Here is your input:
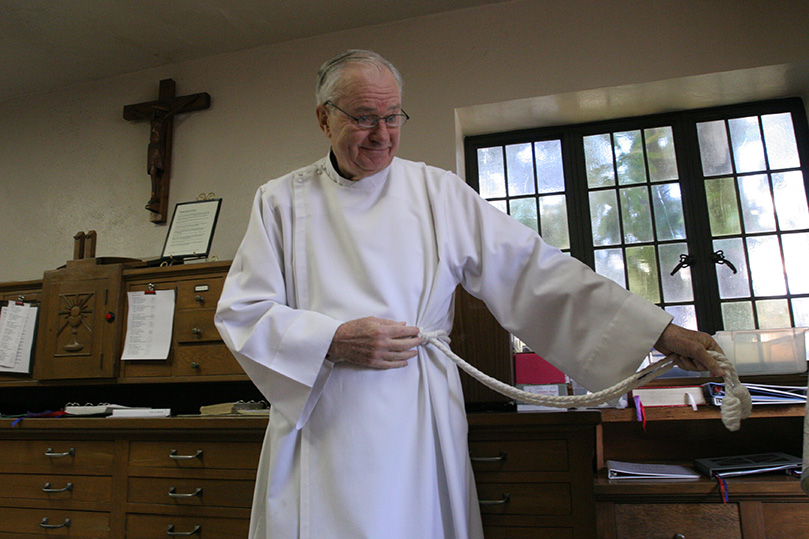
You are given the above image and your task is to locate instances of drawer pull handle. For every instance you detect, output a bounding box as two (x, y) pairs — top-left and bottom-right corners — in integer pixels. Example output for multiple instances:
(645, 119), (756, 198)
(194, 294), (205, 303)
(42, 482), (74, 493)
(170, 449), (203, 460)
(167, 524), (201, 536)
(479, 492), (510, 506)
(40, 517), (71, 529)
(673, 535), (686, 539)
(470, 451), (507, 463)
(190, 361), (201, 369)
(45, 447), (75, 458)
(168, 487), (203, 498)
(191, 327), (202, 335)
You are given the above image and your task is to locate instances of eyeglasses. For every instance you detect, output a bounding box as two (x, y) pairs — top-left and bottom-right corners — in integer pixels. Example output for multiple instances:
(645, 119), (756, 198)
(325, 101), (409, 129)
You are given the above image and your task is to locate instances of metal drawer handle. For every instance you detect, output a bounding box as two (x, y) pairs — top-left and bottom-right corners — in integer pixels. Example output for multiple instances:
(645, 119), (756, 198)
(40, 517), (71, 529)
(168, 487), (203, 498)
(169, 449), (203, 460)
(167, 524), (201, 536)
(479, 492), (510, 506)
(45, 447), (76, 458)
(194, 294), (205, 303)
(470, 451), (507, 463)
(191, 327), (202, 335)
(42, 482), (73, 493)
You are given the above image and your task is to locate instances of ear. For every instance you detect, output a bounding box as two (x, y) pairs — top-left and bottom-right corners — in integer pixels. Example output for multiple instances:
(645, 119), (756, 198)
(316, 105), (332, 137)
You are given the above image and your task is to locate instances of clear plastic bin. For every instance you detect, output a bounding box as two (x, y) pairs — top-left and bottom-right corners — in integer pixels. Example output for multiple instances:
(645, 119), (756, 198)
(713, 327), (808, 375)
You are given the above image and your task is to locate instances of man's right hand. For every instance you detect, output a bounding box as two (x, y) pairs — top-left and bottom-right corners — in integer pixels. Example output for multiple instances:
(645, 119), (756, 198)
(327, 317), (422, 369)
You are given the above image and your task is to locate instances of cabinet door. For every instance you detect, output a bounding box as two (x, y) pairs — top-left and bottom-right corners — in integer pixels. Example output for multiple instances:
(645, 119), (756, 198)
(36, 264), (123, 380)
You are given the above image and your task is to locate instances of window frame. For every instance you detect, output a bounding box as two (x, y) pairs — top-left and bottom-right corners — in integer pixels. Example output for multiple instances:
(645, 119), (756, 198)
(464, 97), (809, 335)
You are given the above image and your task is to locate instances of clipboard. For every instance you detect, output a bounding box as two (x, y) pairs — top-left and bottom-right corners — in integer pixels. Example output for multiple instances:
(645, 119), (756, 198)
(0, 299), (39, 375)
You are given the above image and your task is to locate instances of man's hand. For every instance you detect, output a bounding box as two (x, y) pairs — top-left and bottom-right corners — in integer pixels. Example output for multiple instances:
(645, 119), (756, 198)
(654, 323), (726, 377)
(328, 317), (422, 369)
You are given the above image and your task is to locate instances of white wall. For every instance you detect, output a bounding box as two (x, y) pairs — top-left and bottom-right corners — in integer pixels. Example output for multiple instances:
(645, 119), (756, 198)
(3, 0), (809, 282)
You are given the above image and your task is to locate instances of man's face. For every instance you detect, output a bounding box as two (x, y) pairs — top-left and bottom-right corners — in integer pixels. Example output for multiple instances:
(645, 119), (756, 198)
(317, 65), (402, 180)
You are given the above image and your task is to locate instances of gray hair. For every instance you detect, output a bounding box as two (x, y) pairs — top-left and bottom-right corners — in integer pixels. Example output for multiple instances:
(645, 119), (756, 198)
(315, 49), (403, 105)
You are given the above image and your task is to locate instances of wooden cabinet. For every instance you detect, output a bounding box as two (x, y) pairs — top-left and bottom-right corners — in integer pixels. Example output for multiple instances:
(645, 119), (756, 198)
(120, 261), (244, 381)
(0, 435), (115, 537)
(595, 405), (809, 539)
(468, 412), (600, 539)
(0, 417), (264, 539)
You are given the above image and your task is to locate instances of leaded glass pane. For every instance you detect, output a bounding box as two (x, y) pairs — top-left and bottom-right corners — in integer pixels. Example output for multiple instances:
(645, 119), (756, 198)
(626, 245), (660, 303)
(594, 248), (625, 287)
(739, 174), (776, 233)
(659, 243), (694, 303)
(539, 194), (570, 249)
(705, 177), (741, 236)
(651, 183), (686, 241)
(729, 116), (766, 173)
(773, 171), (809, 230)
(506, 143), (535, 196)
(792, 298), (809, 328)
(756, 299), (791, 329)
(620, 186), (653, 243)
(762, 112), (800, 170)
(584, 133), (615, 187)
(697, 120), (732, 176)
(510, 198), (538, 232)
(713, 238), (750, 299)
(782, 232), (809, 294)
(645, 126), (678, 182)
(589, 190), (621, 246)
(666, 305), (697, 330)
(746, 235), (786, 296)
(614, 130), (645, 185)
(535, 140), (565, 193)
(721, 302), (755, 330)
(478, 147), (506, 198)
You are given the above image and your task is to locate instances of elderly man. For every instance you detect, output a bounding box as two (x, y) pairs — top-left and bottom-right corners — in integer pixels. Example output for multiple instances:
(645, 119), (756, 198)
(215, 49), (723, 539)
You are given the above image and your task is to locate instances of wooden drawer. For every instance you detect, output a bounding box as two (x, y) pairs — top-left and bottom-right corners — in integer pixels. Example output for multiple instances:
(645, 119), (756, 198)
(0, 440), (115, 472)
(611, 503), (741, 538)
(129, 441), (261, 470)
(175, 309), (220, 343)
(477, 482), (571, 516)
(126, 514), (248, 539)
(760, 502), (809, 539)
(469, 439), (570, 473)
(173, 344), (244, 376)
(127, 476), (254, 508)
(176, 277), (224, 310)
(0, 507), (109, 537)
(484, 526), (573, 539)
(0, 474), (111, 503)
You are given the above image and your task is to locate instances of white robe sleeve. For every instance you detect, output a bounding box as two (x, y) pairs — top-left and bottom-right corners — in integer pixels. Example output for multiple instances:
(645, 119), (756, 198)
(436, 172), (673, 392)
(215, 185), (342, 429)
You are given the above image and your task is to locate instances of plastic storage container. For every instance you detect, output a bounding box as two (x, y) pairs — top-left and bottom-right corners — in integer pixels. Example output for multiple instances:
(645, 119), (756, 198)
(713, 327), (808, 375)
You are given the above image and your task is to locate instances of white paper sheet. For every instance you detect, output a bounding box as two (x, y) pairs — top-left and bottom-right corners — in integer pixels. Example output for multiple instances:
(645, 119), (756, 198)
(121, 290), (175, 360)
(0, 302), (37, 373)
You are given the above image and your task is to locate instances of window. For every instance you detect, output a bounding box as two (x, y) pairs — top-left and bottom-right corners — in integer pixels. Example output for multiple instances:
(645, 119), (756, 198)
(465, 98), (809, 334)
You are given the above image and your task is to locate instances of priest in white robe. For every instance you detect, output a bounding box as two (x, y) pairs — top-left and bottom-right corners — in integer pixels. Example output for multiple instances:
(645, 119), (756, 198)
(215, 49), (724, 539)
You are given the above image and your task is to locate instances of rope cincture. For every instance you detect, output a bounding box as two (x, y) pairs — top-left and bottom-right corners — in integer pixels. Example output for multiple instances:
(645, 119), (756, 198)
(419, 329), (753, 432)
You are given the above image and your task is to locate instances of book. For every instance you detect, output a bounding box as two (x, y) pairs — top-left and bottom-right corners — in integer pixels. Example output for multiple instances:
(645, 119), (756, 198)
(109, 407), (171, 418)
(516, 383), (568, 412)
(631, 386), (706, 408)
(606, 460), (701, 480)
(694, 452), (802, 478)
(64, 403), (129, 417)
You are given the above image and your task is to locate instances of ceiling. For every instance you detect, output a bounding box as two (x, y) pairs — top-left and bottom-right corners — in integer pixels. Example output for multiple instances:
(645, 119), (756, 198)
(0, 0), (505, 102)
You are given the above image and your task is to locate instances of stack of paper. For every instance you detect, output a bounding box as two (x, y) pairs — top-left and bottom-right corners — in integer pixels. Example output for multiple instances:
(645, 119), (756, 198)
(703, 382), (806, 406)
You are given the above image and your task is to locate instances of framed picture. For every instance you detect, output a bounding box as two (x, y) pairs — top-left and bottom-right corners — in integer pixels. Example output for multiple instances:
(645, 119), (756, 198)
(161, 198), (222, 260)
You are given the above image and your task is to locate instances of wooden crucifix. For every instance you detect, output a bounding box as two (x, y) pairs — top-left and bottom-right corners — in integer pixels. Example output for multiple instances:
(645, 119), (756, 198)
(123, 79), (210, 223)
